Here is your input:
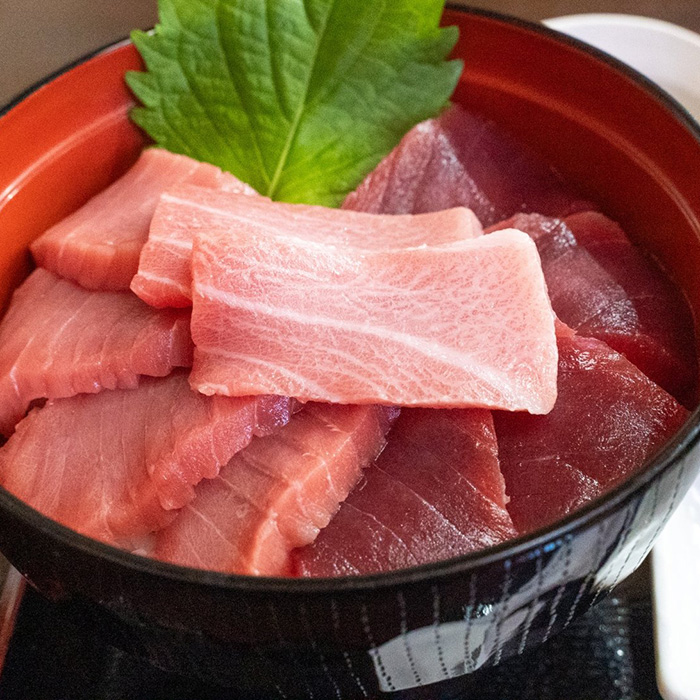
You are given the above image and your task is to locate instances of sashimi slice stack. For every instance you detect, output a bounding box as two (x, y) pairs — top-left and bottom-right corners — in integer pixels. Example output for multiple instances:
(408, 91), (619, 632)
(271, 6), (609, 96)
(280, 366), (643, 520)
(0, 103), (694, 579)
(292, 408), (517, 577)
(30, 148), (255, 291)
(155, 403), (399, 575)
(130, 186), (482, 308)
(488, 212), (698, 408)
(0, 372), (294, 547)
(565, 211), (698, 407)
(0, 268), (193, 436)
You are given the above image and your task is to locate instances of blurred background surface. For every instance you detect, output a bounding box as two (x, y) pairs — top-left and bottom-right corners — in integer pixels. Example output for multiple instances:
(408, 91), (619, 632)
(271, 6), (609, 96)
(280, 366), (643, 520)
(2, 1), (700, 106)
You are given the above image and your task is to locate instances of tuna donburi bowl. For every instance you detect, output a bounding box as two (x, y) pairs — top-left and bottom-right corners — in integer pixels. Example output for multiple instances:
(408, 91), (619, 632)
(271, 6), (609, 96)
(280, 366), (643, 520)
(0, 7), (699, 697)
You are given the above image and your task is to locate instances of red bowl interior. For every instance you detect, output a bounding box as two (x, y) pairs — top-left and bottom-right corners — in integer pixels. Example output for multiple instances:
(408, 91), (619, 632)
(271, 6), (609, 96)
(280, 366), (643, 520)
(0, 41), (146, 310)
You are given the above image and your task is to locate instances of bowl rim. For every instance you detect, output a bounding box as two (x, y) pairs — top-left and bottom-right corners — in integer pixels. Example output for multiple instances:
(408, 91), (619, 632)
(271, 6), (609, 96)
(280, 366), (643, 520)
(1, 5), (700, 595)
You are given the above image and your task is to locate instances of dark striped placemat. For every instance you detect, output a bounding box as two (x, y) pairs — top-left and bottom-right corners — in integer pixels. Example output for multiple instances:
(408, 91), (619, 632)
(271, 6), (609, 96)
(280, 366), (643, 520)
(0, 565), (661, 700)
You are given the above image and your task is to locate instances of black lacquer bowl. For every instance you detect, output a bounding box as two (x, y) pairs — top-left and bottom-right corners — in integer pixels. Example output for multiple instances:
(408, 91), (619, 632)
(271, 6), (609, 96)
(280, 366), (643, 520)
(0, 7), (699, 698)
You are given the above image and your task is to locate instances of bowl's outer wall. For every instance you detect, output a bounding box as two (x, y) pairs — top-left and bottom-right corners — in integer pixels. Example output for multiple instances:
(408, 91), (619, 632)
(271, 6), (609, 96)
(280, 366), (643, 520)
(0, 9), (699, 698)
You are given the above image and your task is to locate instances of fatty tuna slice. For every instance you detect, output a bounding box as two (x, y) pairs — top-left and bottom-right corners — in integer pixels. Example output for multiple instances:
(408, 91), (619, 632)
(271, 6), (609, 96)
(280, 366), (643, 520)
(189, 228), (558, 413)
(0, 268), (193, 437)
(130, 185), (481, 308)
(343, 104), (592, 223)
(30, 148), (255, 291)
(494, 331), (688, 534)
(490, 212), (698, 408)
(0, 373), (294, 546)
(154, 403), (398, 575)
(293, 408), (517, 577)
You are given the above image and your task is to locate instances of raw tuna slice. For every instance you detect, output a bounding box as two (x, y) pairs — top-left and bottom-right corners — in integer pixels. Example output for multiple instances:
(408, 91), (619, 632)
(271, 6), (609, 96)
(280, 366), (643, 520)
(489, 212), (698, 408)
(565, 211), (698, 407)
(190, 228), (558, 413)
(0, 373), (294, 546)
(494, 331), (689, 534)
(30, 148), (255, 291)
(343, 104), (592, 223)
(131, 185), (481, 308)
(293, 408), (517, 577)
(0, 268), (193, 437)
(154, 403), (398, 575)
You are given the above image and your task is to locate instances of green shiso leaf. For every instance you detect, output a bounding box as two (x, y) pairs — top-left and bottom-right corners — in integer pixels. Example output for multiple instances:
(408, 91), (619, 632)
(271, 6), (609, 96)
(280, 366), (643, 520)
(126, 0), (462, 206)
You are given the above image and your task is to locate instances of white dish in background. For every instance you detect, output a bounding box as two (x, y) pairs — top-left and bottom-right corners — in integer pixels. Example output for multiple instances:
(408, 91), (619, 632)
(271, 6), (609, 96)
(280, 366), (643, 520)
(544, 14), (700, 122)
(653, 486), (700, 700)
(545, 14), (700, 700)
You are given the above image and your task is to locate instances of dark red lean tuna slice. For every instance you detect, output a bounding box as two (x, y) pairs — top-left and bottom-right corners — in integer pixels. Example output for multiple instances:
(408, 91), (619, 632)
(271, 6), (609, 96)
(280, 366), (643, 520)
(565, 211), (698, 407)
(494, 332), (688, 534)
(292, 408), (516, 577)
(0, 268), (193, 437)
(343, 104), (592, 224)
(0, 373), (294, 547)
(489, 212), (698, 408)
(30, 148), (254, 291)
(154, 403), (398, 575)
